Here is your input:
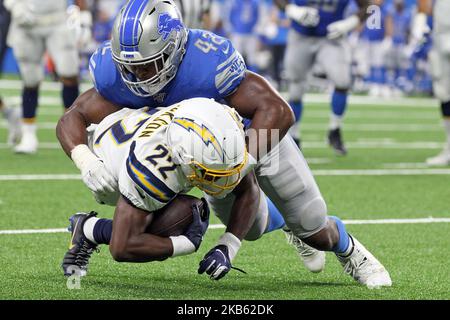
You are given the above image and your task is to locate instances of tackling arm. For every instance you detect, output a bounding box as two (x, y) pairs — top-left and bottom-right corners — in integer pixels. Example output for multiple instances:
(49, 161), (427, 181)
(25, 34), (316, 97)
(56, 88), (120, 157)
(226, 71), (294, 161)
(56, 88), (120, 196)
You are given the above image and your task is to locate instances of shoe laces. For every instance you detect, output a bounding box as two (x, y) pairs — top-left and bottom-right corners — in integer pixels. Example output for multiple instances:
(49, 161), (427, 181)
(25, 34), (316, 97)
(285, 231), (316, 257)
(74, 240), (99, 268)
(341, 247), (378, 280)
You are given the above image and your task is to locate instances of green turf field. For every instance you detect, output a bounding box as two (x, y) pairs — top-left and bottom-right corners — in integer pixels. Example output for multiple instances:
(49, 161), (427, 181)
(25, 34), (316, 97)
(0, 79), (449, 300)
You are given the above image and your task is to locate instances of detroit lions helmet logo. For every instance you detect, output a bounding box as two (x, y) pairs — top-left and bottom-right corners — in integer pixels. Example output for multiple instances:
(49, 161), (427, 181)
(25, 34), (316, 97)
(158, 13), (183, 41)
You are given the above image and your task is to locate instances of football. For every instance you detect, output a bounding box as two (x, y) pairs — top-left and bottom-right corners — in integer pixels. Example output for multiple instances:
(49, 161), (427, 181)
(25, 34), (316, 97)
(145, 194), (206, 237)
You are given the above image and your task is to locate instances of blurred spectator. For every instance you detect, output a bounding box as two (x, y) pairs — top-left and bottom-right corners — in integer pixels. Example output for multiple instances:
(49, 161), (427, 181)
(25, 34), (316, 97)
(228, 0), (261, 72)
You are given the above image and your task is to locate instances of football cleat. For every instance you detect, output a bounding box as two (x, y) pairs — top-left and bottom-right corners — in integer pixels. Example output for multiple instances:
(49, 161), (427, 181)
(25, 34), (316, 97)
(426, 147), (450, 166)
(337, 235), (392, 289)
(328, 128), (347, 156)
(2, 105), (22, 146)
(62, 212), (99, 277)
(284, 228), (325, 273)
(14, 124), (38, 154)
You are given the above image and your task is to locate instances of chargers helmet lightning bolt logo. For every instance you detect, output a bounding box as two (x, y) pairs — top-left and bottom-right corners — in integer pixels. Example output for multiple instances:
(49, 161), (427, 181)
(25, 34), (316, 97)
(158, 13), (183, 41)
(173, 118), (224, 159)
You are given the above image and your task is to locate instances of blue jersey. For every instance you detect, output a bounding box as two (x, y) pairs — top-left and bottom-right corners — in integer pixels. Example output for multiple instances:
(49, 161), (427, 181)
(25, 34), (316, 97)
(89, 29), (247, 109)
(290, 0), (350, 37)
(392, 7), (411, 46)
(360, 4), (390, 42)
(229, 0), (260, 35)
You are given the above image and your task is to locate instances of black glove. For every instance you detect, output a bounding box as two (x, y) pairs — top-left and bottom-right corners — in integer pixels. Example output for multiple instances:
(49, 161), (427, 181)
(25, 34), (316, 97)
(198, 245), (231, 280)
(183, 198), (210, 251)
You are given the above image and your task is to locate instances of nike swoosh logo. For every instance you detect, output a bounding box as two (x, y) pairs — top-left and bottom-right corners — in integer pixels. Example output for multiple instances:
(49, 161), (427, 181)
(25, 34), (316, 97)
(222, 44), (230, 55)
(69, 219), (79, 249)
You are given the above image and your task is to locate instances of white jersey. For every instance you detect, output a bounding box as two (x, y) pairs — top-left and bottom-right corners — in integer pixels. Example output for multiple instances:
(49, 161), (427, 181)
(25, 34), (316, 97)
(92, 105), (191, 212)
(15, 0), (67, 15)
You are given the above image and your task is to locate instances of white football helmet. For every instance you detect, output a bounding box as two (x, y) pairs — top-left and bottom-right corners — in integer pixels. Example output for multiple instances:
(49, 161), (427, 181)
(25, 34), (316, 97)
(166, 98), (248, 197)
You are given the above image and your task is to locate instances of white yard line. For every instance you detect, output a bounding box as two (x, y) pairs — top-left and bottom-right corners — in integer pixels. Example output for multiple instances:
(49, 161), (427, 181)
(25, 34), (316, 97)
(1, 168), (450, 182)
(313, 169), (450, 176)
(0, 79), (437, 107)
(0, 174), (80, 181)
(1, 217), (449, 235)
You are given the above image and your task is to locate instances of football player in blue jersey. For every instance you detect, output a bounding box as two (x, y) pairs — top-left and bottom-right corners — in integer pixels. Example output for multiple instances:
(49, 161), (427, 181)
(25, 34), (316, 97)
(57, 0), (391, 287)
(275, 0), (371, 155)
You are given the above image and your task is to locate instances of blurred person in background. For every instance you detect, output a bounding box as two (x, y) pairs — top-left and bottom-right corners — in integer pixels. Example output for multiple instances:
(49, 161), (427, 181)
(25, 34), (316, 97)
(275, 0), (371, 155)
(359, 0), (393, 98)
(385, 0), (413, 96)
(228, 0), (261, 72)
(413, 0), (450, 166)
(173, 0), (212, 29)
(0, 0), (21, 145)
(258, 0), (289, 91)
(4, 0), (93, 154)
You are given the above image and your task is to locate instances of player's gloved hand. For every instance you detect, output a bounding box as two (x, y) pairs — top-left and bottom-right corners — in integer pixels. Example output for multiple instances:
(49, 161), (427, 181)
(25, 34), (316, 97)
(7, 1), (36, 27)
(170, 199), (210, 257)
(198, 245), (231, 280)
(285, 4), (319, 27)
(327, 15), (360, 40)
(71, 144), (118, 195)
(411, 13), (430, 45)
(198, 232), (242, 280)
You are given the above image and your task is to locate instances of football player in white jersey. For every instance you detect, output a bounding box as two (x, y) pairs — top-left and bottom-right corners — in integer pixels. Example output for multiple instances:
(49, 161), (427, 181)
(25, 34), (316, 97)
(413, 0), (450, 166)
(4, 0), (93, 154)
(62, 97), (391, 288)
(0, 0), (21, 145)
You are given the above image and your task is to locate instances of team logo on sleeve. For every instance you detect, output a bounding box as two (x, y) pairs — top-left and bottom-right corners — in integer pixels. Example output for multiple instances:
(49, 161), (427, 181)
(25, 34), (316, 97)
(158, 13), (183, 41)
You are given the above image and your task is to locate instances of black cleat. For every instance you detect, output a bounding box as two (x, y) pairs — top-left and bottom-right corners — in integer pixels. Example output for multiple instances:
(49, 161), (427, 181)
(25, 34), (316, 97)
(62, 211), (99, 277)
(328, 128), (347, 156)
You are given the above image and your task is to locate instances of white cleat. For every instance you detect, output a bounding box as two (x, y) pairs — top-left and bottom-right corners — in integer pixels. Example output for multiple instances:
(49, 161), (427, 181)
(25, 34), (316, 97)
(426, 148), (450, 166)
(337, 235), (392, 289)
(14, 124), (38, 154)
(284, 229), (325, 273)
(6, 107), (22, 146)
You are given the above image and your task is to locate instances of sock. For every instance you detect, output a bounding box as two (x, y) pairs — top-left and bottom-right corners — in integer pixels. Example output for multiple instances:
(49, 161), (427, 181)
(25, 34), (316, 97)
(264, 198), (286, 233)
(22, 87), (39, 120)
(289, 100), (303, 122)
(441, 102), (450, 148)
(83, 217), (113, 245)
(329, 216), (351, 256)
(329, 113), (343, 131)
(331, 90), (347, 117)
(62, 84), (79, 109)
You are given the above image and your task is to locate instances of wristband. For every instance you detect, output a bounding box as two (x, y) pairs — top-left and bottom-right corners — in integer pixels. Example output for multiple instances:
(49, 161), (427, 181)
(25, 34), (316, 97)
(71, 144), (98, 171)
(170, 235), (196, 257)
(217, 232), (242, 262)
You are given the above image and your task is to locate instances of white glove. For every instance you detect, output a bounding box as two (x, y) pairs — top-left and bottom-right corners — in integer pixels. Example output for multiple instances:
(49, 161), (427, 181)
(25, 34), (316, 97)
(67, 5), (93, 48)
(285, 4), (319, 27)
(6, 1), (36, 27)
(327, 15), (360, 40)
(78, 10), (93, 48)
(71, 144), (118, 195)
(411, 13), (430, 44)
